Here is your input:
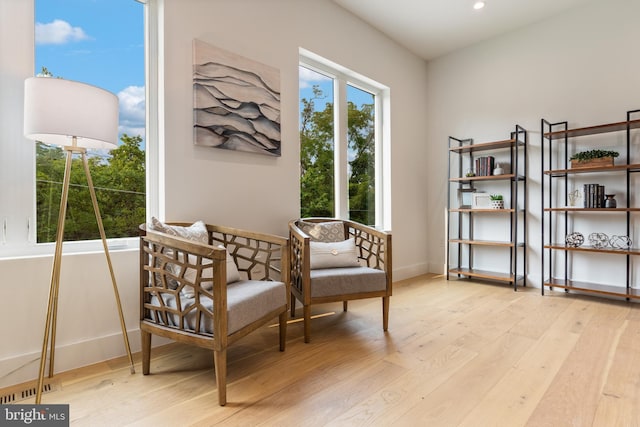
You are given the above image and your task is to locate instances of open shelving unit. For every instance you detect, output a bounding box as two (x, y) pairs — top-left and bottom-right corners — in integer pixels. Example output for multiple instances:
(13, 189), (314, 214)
(541, 110), (640, 300)
(446, 125), (527, 290)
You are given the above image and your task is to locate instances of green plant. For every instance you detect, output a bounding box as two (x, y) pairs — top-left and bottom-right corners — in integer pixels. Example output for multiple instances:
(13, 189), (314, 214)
(570, 149), (619, 161)
(490, 194), (503, 201)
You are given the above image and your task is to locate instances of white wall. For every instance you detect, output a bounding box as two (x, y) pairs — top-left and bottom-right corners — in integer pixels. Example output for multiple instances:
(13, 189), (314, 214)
(0, 0), (430, 388)
(425, 0), (640, 285)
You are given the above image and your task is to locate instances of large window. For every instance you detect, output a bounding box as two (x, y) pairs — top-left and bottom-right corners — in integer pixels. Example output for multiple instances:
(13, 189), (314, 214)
(34, 0), (145, 243)
(299, 51), (388, 227)
(0, 0), (149, 257)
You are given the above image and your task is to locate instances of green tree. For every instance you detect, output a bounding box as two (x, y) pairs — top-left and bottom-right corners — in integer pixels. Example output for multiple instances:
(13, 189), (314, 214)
(36, 142), (65, 242)
(347, 101), (375, 225)
(36, 134), (146, 242)
(97, 134), (146, 237)
(299, 86), (375, 224)
(300, 86), (335, 217)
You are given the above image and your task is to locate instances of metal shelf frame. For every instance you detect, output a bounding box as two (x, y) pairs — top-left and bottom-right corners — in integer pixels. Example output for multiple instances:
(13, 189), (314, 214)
(446, 125), (527, 290)
(541, 109), (640, 299)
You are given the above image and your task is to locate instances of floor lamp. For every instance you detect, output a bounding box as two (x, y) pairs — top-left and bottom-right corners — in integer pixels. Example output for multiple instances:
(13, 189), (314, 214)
(23, 77), (135, 403)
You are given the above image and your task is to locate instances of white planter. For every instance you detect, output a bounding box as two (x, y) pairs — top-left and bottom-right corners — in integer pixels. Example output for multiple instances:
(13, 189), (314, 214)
(491, 200), (504, 209)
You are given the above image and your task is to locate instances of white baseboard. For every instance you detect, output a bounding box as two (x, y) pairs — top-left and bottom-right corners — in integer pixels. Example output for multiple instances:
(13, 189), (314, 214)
(393, 262), (431, 282)
(0, 328), (172, 389)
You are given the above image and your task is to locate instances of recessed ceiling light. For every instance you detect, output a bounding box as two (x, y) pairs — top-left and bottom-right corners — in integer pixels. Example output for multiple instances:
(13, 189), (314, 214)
(473, 1), (486, 10)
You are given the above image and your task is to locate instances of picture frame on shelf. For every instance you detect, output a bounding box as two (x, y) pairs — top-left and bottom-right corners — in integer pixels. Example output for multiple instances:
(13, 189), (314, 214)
(457, 187), (476, 208)
(472, 193), (492, 209)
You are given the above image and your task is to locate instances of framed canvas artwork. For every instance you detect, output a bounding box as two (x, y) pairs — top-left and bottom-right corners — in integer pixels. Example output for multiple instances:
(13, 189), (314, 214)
(193, 39), (281, 156)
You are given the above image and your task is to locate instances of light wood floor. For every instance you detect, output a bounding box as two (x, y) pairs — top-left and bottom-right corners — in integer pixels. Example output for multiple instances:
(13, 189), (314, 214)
(4, 274), (640, 426)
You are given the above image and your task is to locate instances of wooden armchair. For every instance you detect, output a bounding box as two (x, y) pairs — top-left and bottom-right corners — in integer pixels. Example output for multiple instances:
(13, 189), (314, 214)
(289, 218), (392, 343)
(139, 221), (289, 406)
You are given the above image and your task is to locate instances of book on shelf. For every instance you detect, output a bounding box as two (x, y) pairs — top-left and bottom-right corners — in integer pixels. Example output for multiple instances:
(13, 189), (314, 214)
(474, 156), (495, 177)
(582, 184), (605, 208)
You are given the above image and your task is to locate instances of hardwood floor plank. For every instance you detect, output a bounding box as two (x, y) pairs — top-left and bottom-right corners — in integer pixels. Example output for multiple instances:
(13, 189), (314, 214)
(329, 344), (478, 425)
(394, 331), (535, 425)
(457, 297), (583, 426)
(591, 318), (640, 426)
(525, 299), (630, 427)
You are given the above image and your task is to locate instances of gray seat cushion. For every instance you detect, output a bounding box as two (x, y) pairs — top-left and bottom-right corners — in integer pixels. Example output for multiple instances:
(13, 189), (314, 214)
(310, 267), (386, 298)
(149, 279), (286, 335)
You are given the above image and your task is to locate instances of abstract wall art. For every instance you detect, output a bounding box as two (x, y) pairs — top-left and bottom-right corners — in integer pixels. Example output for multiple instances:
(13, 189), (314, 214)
(193, 39), (281, 156)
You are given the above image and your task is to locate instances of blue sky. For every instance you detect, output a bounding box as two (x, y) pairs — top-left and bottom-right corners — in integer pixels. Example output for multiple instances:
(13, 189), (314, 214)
(35, 0), (145, 141)
(299, 65), (375, 130)
(299, 66), (374, 112)
(299, 66), (333, 110)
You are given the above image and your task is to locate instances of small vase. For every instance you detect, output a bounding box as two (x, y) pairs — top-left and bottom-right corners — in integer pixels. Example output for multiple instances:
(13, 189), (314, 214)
(491, 200), (504, 209)
(605, 194), (617, 208)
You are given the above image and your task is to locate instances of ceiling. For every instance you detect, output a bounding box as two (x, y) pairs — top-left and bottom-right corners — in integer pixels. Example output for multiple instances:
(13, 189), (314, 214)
(332, 0), (597, 60)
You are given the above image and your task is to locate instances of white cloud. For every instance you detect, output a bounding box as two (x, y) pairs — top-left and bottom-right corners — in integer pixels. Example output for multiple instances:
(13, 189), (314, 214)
(118, 86), (146, 139)
(299, 66), (331, 89)
(35, 19), (89, 45)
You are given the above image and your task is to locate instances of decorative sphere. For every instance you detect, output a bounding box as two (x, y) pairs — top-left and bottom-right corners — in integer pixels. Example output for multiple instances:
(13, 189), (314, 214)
(565, 232), (584, 248)
(588, 233), (609, 249)
(609, 235), (632, 249)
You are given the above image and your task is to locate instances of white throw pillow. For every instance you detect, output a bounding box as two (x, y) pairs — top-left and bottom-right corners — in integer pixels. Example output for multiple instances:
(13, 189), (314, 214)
(180, 247), (241, 298)
(150, 217), (208, 243)
(298, 220), (345, 242)
(148, 219), (241, 295)
(309, 238), (360, 269)
(148, 218), (209, 290)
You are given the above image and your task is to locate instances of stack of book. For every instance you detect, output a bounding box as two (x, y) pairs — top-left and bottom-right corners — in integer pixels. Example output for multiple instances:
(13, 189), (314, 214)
(474, 156), (495, 176)
(583, 183), (605, 208)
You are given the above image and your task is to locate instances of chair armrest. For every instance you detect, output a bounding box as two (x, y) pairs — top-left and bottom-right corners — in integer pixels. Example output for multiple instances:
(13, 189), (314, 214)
(207, 224), (289, 286)
(344, 220), (392, 280)
(288, 220), (312, 299)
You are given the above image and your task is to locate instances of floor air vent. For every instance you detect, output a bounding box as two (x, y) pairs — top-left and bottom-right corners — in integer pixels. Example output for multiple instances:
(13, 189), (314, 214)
(0, 382), (55, 404)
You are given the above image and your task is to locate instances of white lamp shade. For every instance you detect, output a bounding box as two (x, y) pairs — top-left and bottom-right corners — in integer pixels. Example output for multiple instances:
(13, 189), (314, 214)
(24, 77), (119, 150)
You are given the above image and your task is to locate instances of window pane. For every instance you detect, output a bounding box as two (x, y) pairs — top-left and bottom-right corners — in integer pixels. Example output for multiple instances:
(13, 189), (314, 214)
(34, 0), (145, 242)
(347, 84), (375, 225)
(299, 66), (335, 218)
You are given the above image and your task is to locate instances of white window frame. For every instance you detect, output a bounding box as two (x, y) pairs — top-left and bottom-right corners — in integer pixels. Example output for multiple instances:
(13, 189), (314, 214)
(299, 48), (391, 230)
(0, 0), (158, 258)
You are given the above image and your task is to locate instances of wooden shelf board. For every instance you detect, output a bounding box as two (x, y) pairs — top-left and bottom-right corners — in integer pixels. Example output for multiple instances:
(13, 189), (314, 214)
(544, 279), (640, 299)
(544, 207), (640, 212)
(544, 118), (640, 140)
(544, 163), (640, 176)
(449, 267), (522, 282)
(450, 239), (514, 247)
(449, 138), (521, 153)
(449, 174), (524, 183)
(450, 208), (516, 213)
(545, 243), (640, 255)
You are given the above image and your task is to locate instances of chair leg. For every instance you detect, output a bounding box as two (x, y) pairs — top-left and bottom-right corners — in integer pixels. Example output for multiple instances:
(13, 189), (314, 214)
(290, 293), (297, 317)
(382, 296), (390, 332)
(141, 330), (151, 375)
(279, 311), (287, 351)
(343, 301), (348, 312)
(213, 349), (227, 406)
(303, 304), (311, 343)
